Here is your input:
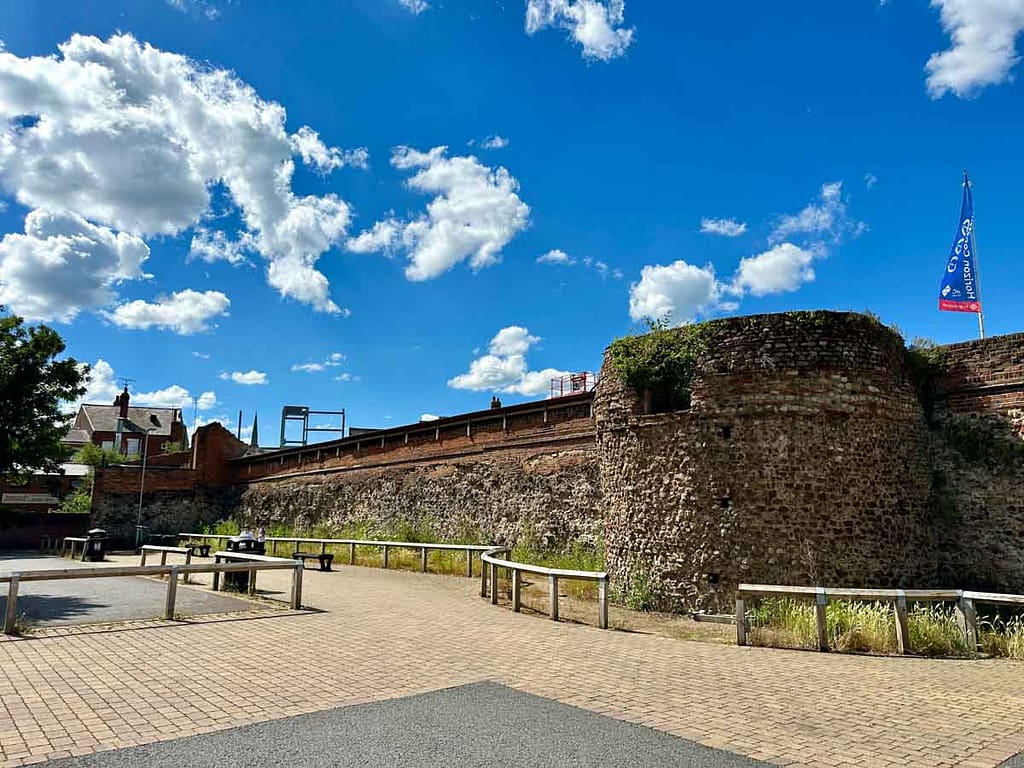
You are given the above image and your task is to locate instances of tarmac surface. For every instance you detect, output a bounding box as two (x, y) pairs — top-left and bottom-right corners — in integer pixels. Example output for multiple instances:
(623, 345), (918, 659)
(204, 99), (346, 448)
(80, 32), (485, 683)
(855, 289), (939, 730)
(0, 554), (259, 627)
(42, 682), (766, 767)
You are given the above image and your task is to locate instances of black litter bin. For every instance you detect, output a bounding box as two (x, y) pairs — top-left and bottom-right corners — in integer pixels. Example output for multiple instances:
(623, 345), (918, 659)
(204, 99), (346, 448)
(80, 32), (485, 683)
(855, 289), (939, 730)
(83, 529), (107, 562)
(223, 533), (265, 591)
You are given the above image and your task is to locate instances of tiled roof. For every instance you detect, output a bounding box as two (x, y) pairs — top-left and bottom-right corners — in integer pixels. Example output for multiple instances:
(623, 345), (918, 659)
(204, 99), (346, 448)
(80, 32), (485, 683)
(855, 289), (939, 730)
(63, 429), (91, 445)
(78, 404), (180, 437)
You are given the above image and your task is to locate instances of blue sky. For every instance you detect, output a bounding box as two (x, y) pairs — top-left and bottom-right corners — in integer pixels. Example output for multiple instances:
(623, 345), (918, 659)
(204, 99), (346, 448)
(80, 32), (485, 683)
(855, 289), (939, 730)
(1, 0), (1022, 442)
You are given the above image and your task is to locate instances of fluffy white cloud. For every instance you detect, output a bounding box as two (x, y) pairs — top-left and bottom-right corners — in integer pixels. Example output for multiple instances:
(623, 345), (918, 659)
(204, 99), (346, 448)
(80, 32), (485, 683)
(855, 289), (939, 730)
(770, 182), (862, 245)
(399, 0), (429, 13)
(64, 357), (217, 415)
(219, 370), (268, 385)
(925, 0), (1024, 98)
(628, 260), (725, 323)
(526, 0), (634, 61)
(700, 217), (747, 237)
(864, 173), (878, 190)
(106, 289), (230, 335)
(0, 210), (150, 322)
(448, 325), (569, 396)
(290, 126), (368, 174)
(134, 384), (216, 411)
(731, 243), (816, 296)
(419, 413), (440, 421)
(348, 146), (529, 281)
(0, 33), (355, 314)
(481, 135), (509, 149)
(537, 248), (574, 265)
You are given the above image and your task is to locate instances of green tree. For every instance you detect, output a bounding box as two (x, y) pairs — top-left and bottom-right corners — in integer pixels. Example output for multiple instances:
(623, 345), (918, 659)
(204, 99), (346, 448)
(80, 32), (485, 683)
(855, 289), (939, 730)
(72, 443), (128, 468)
(0, 310), (87, 478)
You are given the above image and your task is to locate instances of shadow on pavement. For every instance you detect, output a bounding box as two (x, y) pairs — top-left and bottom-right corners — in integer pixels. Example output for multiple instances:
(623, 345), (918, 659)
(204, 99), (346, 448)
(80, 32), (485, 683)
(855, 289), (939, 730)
(0, 593), (107, 624)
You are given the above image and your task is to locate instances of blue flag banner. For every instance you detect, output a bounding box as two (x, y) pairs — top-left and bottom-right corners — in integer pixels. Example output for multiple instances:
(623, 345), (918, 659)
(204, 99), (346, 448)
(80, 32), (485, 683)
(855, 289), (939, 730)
(938, 175), (982, 313)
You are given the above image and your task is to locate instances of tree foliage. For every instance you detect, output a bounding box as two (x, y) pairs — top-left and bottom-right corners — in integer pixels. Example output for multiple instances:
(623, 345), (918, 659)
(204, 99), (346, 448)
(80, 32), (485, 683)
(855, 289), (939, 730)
(0, 309), (87, 478)
(72, 443), (128, 468)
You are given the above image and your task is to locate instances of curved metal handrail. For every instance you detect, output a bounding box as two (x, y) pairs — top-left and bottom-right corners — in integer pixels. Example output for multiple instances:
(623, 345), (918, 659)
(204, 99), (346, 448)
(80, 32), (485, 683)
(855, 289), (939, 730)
(479, 546), (609, 629)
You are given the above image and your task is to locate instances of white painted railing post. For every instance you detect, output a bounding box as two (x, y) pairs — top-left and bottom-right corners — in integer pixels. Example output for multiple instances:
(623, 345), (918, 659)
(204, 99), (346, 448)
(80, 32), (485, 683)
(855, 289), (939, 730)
(549, 575), (559, 621)
(511, 568), (521, 612)
(164, 567), (179, 620)
(598, 576), (608, 630)
(735, 595), (746, 646)
(4, 576), (19, 635)
(291, 563), (303, 609)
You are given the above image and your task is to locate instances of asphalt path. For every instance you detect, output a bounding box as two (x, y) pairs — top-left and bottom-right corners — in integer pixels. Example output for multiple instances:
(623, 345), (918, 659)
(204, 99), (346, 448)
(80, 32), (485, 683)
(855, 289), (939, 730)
(45, 682), (766, 767)
(0, 553), (258, 627)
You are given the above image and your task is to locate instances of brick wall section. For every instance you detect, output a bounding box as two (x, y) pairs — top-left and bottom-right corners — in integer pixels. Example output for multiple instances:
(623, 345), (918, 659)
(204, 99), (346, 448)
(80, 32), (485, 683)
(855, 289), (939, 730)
(596, 312), (935, 611)
(230, 394), (594, 484)
(936, 332), (1024, 423)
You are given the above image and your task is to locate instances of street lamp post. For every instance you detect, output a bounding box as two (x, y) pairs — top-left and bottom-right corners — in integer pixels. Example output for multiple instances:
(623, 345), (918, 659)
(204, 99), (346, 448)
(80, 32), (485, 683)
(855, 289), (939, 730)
(135, 427), (155, 551)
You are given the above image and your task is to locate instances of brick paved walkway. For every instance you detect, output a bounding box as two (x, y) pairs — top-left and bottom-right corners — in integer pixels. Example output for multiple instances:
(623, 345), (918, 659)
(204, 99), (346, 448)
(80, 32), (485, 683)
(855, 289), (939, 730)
(2, 561), (1023, 767)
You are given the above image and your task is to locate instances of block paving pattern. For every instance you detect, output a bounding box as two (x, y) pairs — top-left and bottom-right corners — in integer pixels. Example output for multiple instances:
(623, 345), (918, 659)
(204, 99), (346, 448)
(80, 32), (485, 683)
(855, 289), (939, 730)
(2, 562), (1024, 767)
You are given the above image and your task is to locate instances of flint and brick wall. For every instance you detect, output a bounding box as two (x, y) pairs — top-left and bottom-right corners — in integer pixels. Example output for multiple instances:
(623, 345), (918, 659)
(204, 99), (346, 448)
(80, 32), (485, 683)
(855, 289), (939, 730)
(596, 313), (935, 611)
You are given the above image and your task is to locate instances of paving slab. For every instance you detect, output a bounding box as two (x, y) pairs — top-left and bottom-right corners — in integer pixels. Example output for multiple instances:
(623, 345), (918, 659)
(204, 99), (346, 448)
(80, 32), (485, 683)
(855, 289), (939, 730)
(42, 682), (765, 767)
(0, 554), (263, 627)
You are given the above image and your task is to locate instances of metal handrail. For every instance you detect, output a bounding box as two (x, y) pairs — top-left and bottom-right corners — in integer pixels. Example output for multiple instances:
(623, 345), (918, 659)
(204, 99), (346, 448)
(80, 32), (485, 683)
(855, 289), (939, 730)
(180, 533), (493, 577)
(479, 547), (609, 629)
(735, 582), (1024, 654)
(1, 558), (304, 634)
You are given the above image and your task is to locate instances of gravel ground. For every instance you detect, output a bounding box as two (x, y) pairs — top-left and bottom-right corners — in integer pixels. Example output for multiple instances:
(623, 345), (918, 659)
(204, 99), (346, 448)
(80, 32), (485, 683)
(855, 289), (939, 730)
(44, 682), (767, 767)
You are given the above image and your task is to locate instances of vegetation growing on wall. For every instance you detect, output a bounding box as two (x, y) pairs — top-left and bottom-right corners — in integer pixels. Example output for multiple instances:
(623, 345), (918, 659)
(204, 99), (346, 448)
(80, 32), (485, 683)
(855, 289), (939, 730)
(608, 317), (714, 412)
(904, 337), (948, 417)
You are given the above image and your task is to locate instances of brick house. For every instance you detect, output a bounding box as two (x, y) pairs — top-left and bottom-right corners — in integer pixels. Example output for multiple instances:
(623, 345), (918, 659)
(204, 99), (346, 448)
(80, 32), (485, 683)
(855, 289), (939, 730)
(65, 387), (189, 459)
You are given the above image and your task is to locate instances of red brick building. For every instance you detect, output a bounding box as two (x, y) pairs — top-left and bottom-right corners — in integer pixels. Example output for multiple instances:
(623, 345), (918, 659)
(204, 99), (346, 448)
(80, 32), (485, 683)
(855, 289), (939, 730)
(65, 387), (189, 459)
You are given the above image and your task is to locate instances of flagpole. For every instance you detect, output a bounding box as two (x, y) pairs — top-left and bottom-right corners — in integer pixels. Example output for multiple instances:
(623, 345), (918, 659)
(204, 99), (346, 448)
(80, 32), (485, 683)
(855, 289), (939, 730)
(967, 170), (986, 339)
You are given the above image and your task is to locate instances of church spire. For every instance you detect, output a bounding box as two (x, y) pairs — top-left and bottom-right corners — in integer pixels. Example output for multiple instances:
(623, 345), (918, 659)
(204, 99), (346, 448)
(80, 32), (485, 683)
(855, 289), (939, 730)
(249, 412), (259, 449)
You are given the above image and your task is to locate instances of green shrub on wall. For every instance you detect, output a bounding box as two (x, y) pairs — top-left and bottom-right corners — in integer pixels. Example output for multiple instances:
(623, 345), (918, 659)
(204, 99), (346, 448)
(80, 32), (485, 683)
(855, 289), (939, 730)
(608, 318), (714, 412)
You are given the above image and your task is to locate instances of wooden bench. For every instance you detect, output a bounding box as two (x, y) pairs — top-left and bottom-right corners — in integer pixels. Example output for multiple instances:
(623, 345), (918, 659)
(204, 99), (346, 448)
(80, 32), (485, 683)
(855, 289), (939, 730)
(292, 551), (334, 572)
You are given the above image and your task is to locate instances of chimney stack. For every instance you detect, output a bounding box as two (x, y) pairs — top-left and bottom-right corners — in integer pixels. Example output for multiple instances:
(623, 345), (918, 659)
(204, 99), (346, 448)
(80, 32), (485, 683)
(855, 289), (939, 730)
(118, 386), (130, 419)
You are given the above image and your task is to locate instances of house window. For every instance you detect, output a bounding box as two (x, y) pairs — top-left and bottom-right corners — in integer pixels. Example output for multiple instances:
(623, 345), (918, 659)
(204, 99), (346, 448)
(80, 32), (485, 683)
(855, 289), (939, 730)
(125, 438), (141, 456)
(100, 440), (113, 451)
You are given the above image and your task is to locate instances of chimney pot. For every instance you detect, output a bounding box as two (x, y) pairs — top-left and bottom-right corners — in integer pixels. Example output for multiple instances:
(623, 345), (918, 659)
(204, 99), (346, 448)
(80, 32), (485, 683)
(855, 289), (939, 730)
(118, 386), (130, 419)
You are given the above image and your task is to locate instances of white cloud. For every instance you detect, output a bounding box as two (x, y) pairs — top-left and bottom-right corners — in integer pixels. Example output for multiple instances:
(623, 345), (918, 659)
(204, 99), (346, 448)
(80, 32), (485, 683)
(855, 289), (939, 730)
(419, 413), (440, 421)
(481, 135), (509, 149)
(925, 0), (1024, 98)
(399, 0), (430, 13)
(526, 0), (634, 61)
(348, 146), (529, 281)
(864, 173), (878, 190)
(770, 182), (863, 245)
(192, 351), (210, 359)
(731, 243), (816, 296)
(106, 289), (230, 335)
(537, 249), (622, 278)
(628, 260), (726, 323)
(67, 359), (119, 411)
(134, 384), (217, 411)
(0, 33), (354, 314)
(700, 217), (747, 237)
(189, 228), (251, 265)
(219, 370), (268, 385)
(448, 325), (569, 396)
(291, 351), (345, 373)
(537, 248), (575, 265)
(290, 126), (368, 174)
(0, 209), (150, 322)
(333, 372), (360, 382)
